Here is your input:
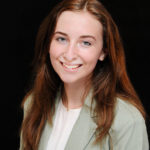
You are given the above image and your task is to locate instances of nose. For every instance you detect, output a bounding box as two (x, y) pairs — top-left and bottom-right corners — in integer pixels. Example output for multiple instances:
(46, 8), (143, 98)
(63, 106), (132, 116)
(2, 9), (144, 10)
(63, 42), (77, 61)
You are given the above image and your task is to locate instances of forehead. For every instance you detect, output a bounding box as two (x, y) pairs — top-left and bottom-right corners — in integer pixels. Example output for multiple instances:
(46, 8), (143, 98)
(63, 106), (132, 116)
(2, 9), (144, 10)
(55, 11), (103, 37)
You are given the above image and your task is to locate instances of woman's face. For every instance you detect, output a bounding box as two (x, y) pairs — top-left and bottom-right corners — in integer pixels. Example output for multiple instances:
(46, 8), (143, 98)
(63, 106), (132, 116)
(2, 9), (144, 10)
(49, 11), (105, 85)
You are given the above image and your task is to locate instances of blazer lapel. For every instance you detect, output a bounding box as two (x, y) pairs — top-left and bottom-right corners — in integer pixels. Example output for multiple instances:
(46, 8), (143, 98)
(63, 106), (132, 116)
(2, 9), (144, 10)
(65, 91), (98, 150)
(38, 93), (61, 150)
(38, 89), (98, 150)
(38, 121), (53, 150)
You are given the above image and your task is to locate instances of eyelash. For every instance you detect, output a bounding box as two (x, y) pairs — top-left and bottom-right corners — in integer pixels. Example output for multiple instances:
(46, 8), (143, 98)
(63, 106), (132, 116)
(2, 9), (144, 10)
(56, 37), (67, 43)
(82, 41), (91, 46)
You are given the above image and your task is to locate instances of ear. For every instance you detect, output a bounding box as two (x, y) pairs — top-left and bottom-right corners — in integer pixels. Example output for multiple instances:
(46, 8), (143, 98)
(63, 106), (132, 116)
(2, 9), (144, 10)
(99, 50), (106, 61)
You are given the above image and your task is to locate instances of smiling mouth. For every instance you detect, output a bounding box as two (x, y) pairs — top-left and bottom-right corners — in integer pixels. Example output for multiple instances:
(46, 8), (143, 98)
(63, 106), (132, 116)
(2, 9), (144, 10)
(60, 62), (82, 70)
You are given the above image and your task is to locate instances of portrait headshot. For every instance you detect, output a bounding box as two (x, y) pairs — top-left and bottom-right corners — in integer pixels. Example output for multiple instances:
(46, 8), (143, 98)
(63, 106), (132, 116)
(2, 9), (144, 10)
(11, 0), (150, 149)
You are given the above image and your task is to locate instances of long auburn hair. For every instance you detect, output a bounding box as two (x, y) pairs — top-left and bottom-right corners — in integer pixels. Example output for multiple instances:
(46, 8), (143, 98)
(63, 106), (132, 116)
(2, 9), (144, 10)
(20, 0), (146, 149)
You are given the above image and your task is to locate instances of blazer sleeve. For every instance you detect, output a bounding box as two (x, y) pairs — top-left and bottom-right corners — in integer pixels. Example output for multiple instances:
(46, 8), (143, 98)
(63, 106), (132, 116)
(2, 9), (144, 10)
(112, 116), (149, 150)
(110, 99), (149, 150)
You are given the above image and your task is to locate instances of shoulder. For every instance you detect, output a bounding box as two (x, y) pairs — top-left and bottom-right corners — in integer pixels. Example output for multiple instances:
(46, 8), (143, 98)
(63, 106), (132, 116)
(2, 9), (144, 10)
(23, 93), (33, 117)
(111, 98), (145, 131)
(109, 98), (149, 149)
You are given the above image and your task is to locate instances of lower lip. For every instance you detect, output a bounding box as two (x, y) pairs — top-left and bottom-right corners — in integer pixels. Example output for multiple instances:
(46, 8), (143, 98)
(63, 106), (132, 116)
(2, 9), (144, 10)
(61, 62), (82, 72)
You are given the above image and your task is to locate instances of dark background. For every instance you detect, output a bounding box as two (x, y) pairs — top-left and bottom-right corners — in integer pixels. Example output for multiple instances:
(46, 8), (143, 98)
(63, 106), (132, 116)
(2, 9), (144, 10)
(2, 0), (150, 149)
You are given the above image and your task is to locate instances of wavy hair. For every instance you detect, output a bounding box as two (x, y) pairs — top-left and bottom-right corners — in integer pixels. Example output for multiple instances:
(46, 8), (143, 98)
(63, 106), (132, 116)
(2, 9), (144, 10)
(20, 0), (146, 149)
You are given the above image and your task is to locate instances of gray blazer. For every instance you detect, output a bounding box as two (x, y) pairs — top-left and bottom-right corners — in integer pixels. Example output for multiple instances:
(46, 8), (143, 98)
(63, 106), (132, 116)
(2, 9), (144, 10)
(20, 92), (149, 150)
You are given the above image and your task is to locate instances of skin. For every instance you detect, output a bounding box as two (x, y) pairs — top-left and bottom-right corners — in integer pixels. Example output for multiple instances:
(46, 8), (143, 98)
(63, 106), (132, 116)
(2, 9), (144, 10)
(49, 11), (105, 109)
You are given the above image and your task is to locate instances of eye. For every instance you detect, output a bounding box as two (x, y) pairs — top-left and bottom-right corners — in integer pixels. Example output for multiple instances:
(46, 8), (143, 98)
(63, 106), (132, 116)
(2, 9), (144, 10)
(82, 41), (92, 46)
(56, 37), (67, 43)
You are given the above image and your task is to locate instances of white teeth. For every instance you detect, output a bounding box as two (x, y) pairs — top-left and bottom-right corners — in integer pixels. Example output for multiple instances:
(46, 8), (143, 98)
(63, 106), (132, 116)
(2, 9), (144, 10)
(63, 63), (80, 69)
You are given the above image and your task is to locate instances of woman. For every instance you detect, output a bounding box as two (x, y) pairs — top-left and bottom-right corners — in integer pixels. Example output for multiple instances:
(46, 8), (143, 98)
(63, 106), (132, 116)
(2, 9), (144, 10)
(20, 0), (149, 150)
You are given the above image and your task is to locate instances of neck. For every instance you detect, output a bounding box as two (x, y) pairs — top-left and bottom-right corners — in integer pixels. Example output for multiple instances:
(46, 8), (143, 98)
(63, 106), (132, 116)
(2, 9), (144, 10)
(62, 81), (91, 109)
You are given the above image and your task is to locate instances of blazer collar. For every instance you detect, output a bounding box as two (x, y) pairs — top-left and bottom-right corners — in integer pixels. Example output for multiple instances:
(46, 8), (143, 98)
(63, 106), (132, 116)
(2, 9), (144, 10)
(65, 96), (97, 150)
(38, 89), (98, 150)
(38, 93), (60, 150)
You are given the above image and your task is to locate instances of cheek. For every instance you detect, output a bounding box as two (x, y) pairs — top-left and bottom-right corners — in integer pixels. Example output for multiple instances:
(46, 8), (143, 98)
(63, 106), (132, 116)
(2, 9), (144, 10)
(49, 46), (58, 67)
(81, 50), (100, 65)
(49, 44), (60, 72)
(49, 41), (63, 58)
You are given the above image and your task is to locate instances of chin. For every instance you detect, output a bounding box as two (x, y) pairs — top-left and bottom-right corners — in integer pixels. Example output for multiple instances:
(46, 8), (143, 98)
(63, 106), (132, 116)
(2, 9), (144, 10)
(59, 74), (89, 86)
(60, 77), (79, 84)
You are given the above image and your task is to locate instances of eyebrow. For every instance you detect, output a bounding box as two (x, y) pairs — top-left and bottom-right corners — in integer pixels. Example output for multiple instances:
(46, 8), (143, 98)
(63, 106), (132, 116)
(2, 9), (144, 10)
(80, 35), (96, 41)
(54, 31), (67, 36)
(54, 31), (96, 41)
